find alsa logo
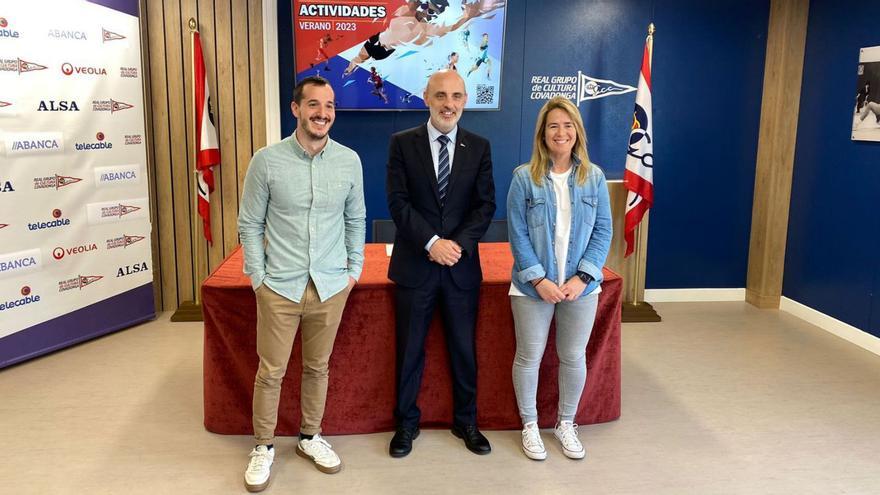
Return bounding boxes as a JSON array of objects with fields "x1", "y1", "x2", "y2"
[
  {"x1": 28, "y1": 208, "x2": 71, "y2": 231},
  {"x1": 38, "y1": 100, "x2": 79, "y2": 111},
  {"x1": 0, "y1": 100, "x2": 10, "y2": 108},
  {"x1": 61, "y1": 63, "x2": 107, "y2": 76},
  {"x1": 33, "y1": 174, "x2": 82, "y2": 190},
  {"x1": 100, "y1": 203, "x2": 140, "y2": 218},
  {"x1": 0, "y1": 17, "x2": 20, "y2": 39},
  {"x1": 48, "y1": 29, "x2": 87, "y2": 41},
  {"x1": 92, "y1": 98, "x2": 133, "y2": 113},
  {"x1": 75, "y1": 132, "x2": 113, "y2": 151},
  {"x1": 52, "y1": 243, "x2": 97, "y2": 260},
  {"x1": 102, "y1": 28, "x2": 125, "y2": 42},
  {"x1": 116, "y1": 261, "x2": 148, "y2": 277},
  {"x1": 1, "y1": 180, "x2": 13, "y2": 192},
  {"x1": 107, "y1": 234, "x2": 145, "y2": 249},
  {"x1": 0, "y1": 286, "x2": 41, "y2": 312},
  {"x1": 58, "y1": 274, "x2": 103, "y2": 292},
  {"x1": 0, "y1": 58, "x2": 48, "y2": 74}
]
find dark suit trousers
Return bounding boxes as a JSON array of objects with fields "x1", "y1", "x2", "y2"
[{"x1": 394, "y1": 263, "x2": 480, "y2": 429}]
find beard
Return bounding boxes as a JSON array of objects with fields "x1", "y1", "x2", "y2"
[{"x1": 299, "y1": 118, "x2": 331, "y2": 141}]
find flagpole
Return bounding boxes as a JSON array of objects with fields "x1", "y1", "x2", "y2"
[
  {"x1": 629, "y1": 23, "x2": 654, "y2": 306},
  {"x1": 172, "y1": 18, "x2": 205, "y2": 322},
  {"x1": 191, "y1": 21, "x2": 202, "y2": 307},
  {"x1": 621, "y1": 22, "x2": 661, "y2": 323}
]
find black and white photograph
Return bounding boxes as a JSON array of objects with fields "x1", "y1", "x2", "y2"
[{"x1": 852, "y1": 45, "x2": 880, "y2": 141}]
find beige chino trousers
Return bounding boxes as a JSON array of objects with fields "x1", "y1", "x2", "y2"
[{"x1": 252, "y1": 280, "x2": 350, "y2": 444}]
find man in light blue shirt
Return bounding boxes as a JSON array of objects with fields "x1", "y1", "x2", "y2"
[{"x1": 238, "y1": 75, "x2": 365, "y2": 491}]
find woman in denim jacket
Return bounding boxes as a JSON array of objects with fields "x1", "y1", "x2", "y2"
[{"x1": 506, "y1": 97, "x2": 612, "y2": 461}]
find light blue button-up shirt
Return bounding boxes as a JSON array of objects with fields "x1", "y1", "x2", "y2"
[
  {"x1": 238, "y1": 133, "x2": 366, "y2": 303},
  {"x1": 506, "y1": 158, "x2": 612, "y2": 299}
]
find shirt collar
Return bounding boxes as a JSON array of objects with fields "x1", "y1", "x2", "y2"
[
  {"x1": 426, "y1": 120, "x2": 458, "y2": 145},
  {"x1": 291, "y1": 130, "x2": 332, "y2": 159},
  {"x1": 545, "y1": 154, "x2": 582, "y2": 178}
]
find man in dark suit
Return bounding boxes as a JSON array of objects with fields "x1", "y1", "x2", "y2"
[{"x1": 386, "y1": 69, "x2": 496, "y2": 457}]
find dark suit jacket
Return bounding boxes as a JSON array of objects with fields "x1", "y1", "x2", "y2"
[{"x1": 386, "y1": 124, "x2": 496, "y2": 289}]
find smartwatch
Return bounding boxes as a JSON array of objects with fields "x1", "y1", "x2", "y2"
[{"x1": 576, "y1": 271, "x2": 591, "y2": 284}]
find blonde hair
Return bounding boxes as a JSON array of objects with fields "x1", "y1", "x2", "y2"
[{"x1": 528, "y1": 97, "x2": 591, "y2": 186}]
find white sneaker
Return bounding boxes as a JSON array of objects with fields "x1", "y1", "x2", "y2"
[
  {"x1": 244, "y1": 445, "x2": 274, "y2": 492},
  {"x1": 521, "y1": 422, "x2": 547, "y2": 460},
  {"x1": 554, "y1": 421, "x2": 585, "y2": 459},
  {"x1": 296, "y1": 434, "x2": 342, "y2": 474}
]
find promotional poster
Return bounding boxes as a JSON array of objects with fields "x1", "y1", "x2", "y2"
[{"x1": 292, "y1": 0, "x2": 507, "y2": 110}]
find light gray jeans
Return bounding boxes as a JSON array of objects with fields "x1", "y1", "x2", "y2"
[{"x1": 510, "y1": 293, "x2": 599, "y2": 424}]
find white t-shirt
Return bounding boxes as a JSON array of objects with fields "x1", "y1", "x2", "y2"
[{"x1": 510, "y1": 167, "x2": 600, "y2": 297}]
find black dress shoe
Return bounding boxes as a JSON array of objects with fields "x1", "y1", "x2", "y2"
[
  {"x1": 389, "y1": 427, "x2": 420, "y2": 458},
  {"x1": 451, "y1": 424, "x2": 491, "y2": 455}
]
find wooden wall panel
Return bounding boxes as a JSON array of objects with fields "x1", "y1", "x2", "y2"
[
  {"x1": 248, "y1": 0, "x2": 267, "y2": 155},
  {"x1": 145, "y1": 0, "x2": 178, "y2": 311},
  {"x1": 142, "y1": 0, "x2": 266, "y2": 311},
  {"x1": 163, "y1": 0, "x2": 195, "y2": 304},
  {"x1": 232, "y1": 3, "x2": 253, "y2": 205},
  {"x1": 198, "y1": 0, "x2": 225, "y2": 274},
  {"x1": 214, "y1": 0, "x2": 242, "y2": 260}
]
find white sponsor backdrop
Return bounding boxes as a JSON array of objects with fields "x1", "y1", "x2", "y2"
[{"x1": 0, "y1": 1, "x2": 152, "y2": 340}]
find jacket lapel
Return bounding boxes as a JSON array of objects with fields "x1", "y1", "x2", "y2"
[
  {"x1": 414, "y1": 125, "x2": 442, "y2": 206},
  {"x1": 447, "y1": 128, "x2": 468, "y2": 202}
]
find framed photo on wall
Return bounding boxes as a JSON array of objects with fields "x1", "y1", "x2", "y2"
[
  {"x1": 291, "y1": 0, "x2": 507, "y2": 110},
  {"x1": 852, "y1": 45, "x2": 880, "y2": 142}
]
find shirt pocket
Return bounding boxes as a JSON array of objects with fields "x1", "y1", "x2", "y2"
[
  {"x1": 526, "y1": 197, "x2": 546, "y2": 227},
  {"x1": 580, "y1": 195, "x2": 598, "y2": 227},
  {"x1": 321, "y1": 180, "x2": 351, "y2": 207}
]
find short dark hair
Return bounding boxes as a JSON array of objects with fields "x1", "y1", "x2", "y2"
[{"x1": 293, "y1": 75, "x2": 330, "y2": 104}]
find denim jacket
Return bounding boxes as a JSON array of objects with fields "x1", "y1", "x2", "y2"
[{"x1": 506, "y1": 159, "x2": 612, "y2": 299}]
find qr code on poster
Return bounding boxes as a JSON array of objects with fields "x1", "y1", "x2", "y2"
[{"x1": 476, "y1": 84, "x2": 495, "y2": 104}]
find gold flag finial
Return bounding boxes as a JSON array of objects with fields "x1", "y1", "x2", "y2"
[
  {"x1": 188, "y1": 18, "x2": 197, "y2": 31},
  {"x1": 648, "y1": 23, "x2": 655, "y2": 37}
]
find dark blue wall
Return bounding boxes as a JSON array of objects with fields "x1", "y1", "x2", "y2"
[
  {"x1": 277, "y1": 0, "x2": 769, "y2": 289},
  {"x1": 784, "y1": 0, "x2": 880, "y2": 338}
]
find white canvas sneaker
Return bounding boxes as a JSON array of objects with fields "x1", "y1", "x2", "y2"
[
  {"x1": 521, "y1": 422, "x2": 547, "y2": 460},
  {"x1": 244, "y1": 445, "x2": 274, "y2": 492},
  {"x1": 296, "y1": 434, "x2": 342, "y2": 474},
  {"x1": 554, "y1": 421, "x2": 585, "y2": 459}
]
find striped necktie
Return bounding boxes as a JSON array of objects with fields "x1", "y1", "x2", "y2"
[{"x1": 437, "y1": 134, "x2": 450, "y2": 205}]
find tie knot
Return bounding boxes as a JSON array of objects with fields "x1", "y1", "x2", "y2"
[{"x1": 437, "y1": 134, "x2": 450, "y2": 146}]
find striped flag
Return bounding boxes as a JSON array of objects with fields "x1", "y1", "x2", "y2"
[
  {"x1": 192, "y1": 31, "x2": 220, "y2": 244},
  {"x1": 623, "y1": 30, "x2": 655, "y2": 258}
]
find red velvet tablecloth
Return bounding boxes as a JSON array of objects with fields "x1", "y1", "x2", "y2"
[{"x1": 202, "y1": 243, "x2": 621, "y2": 435}]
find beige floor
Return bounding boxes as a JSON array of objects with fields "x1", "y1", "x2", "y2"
[{"x1": 1, "y1": 302, "x2": 879, "y2": 494}]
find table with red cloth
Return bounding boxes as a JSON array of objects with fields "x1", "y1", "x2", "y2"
[{"x1": 202, "y1": 243, "x2": 621, "y2": 435}]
